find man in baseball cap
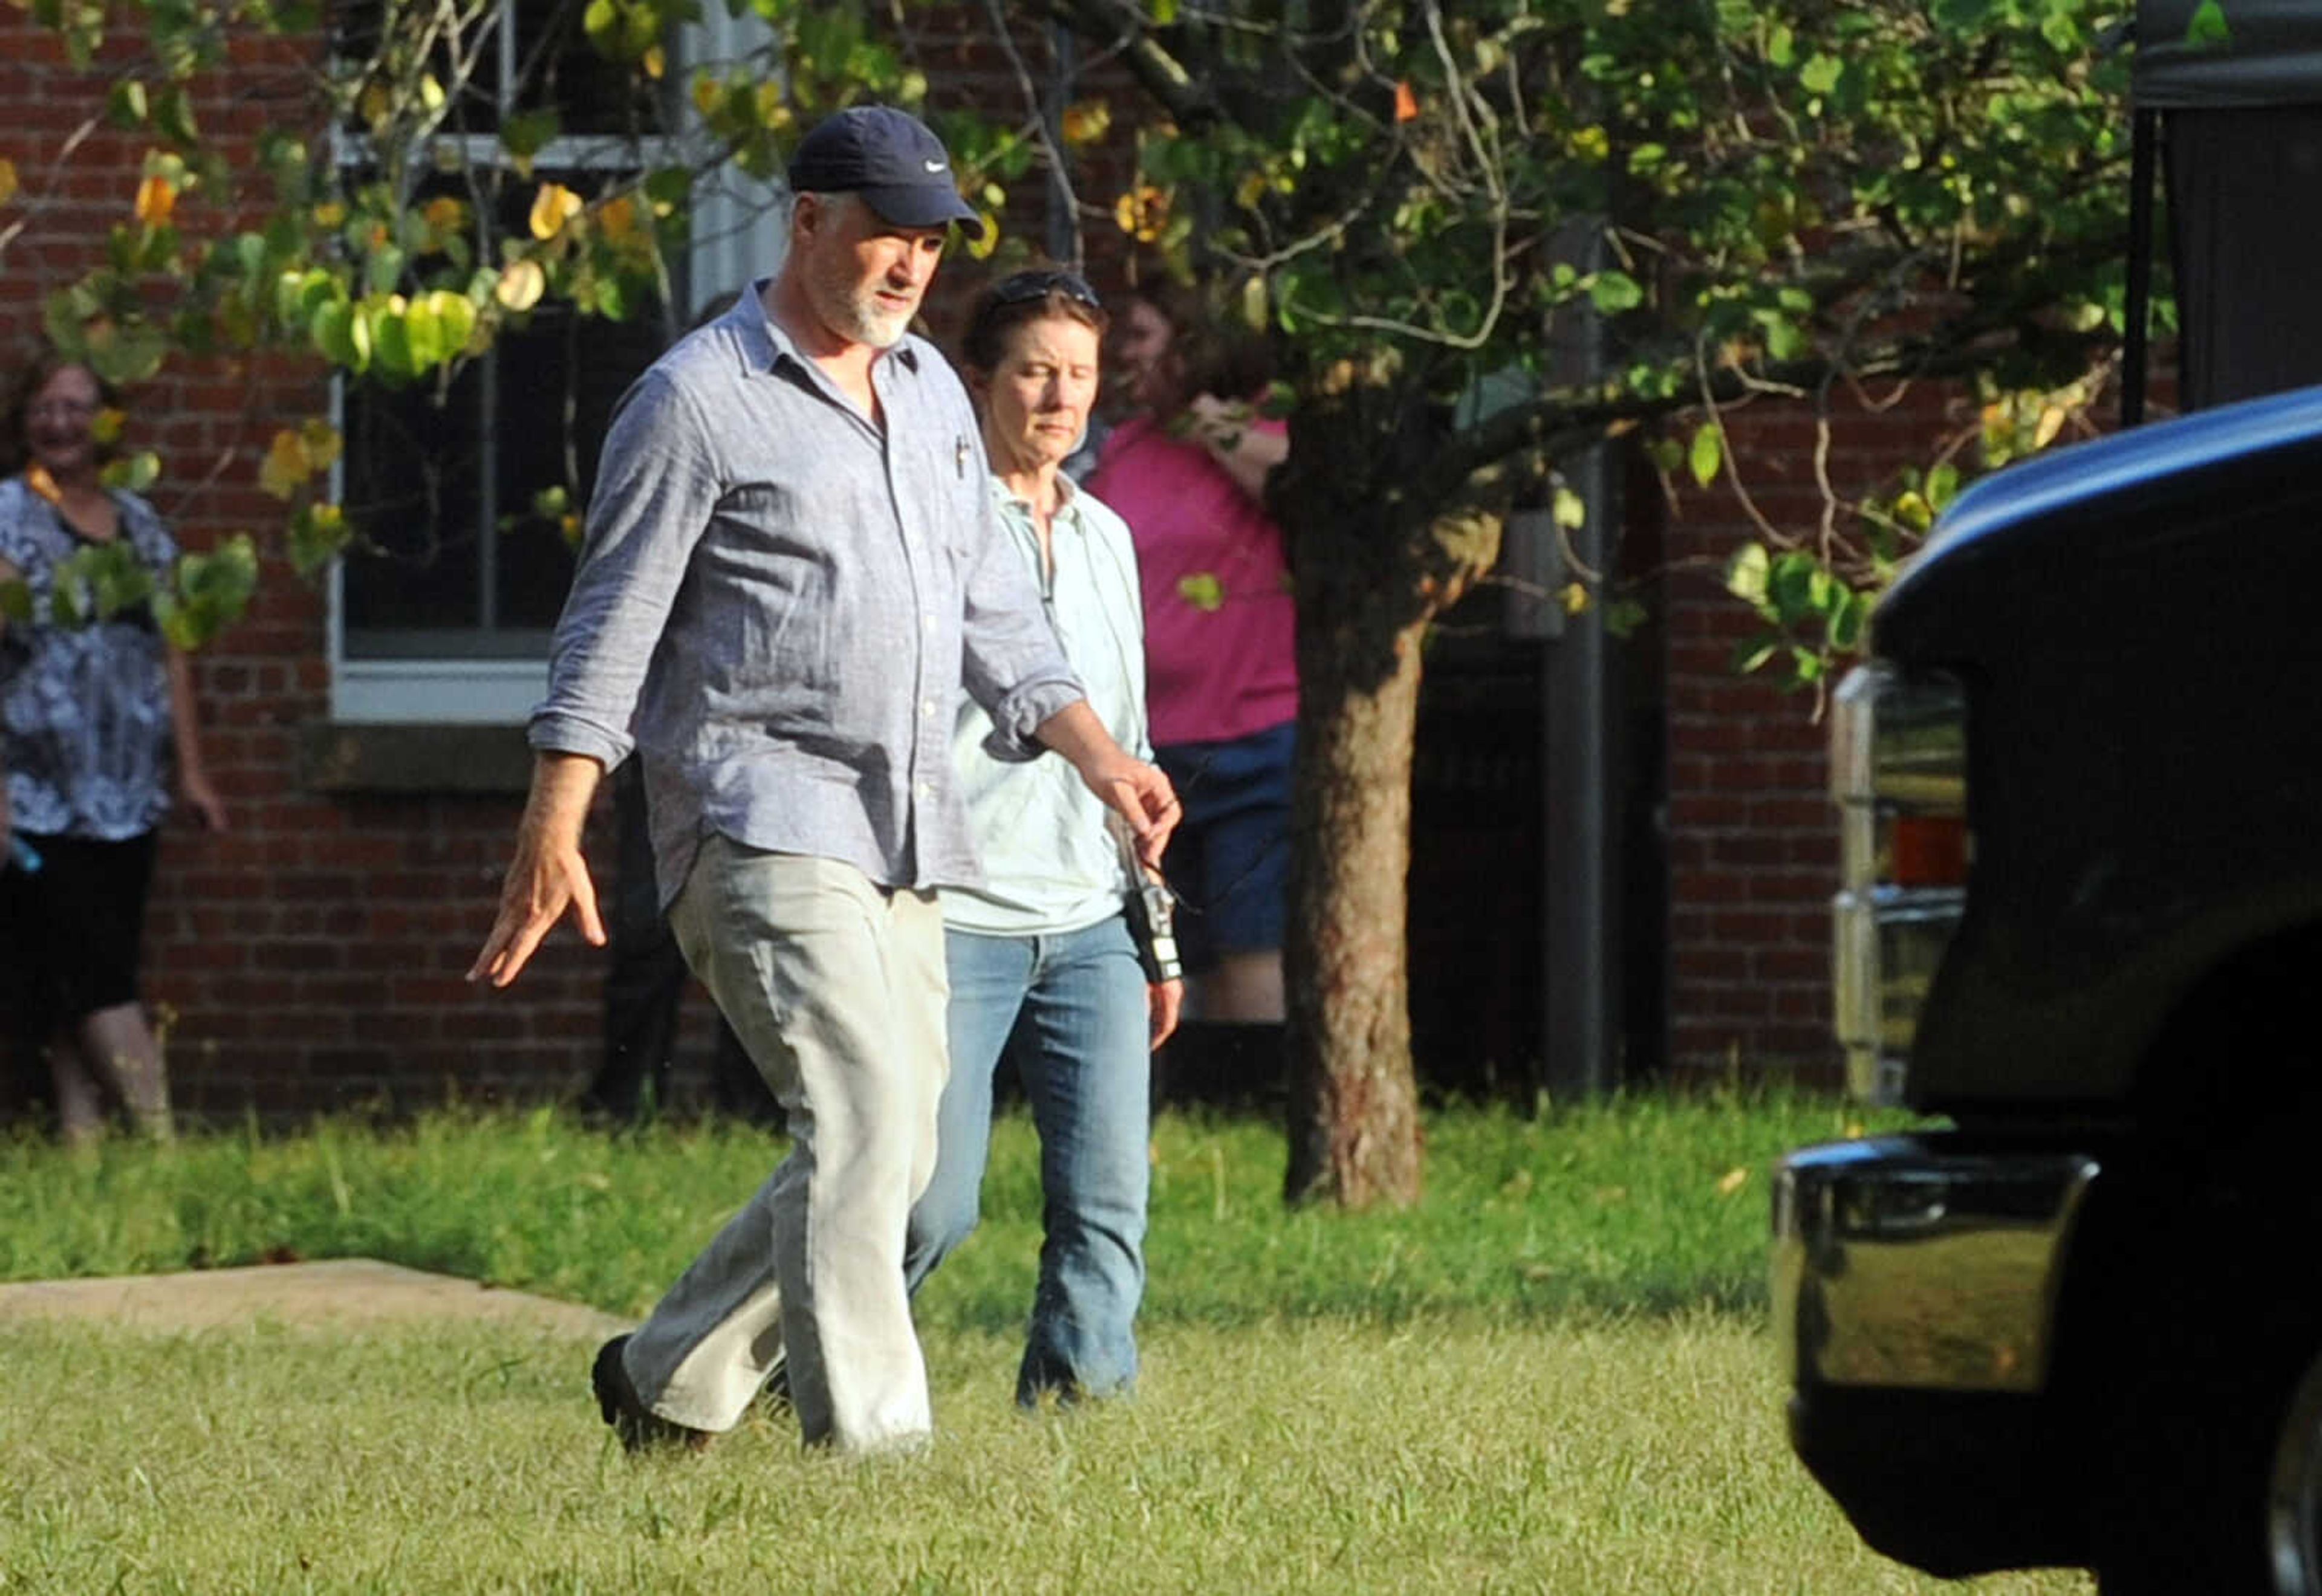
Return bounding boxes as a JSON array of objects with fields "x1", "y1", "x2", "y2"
[
  {"x1": 480, "y1": 90, "x2": 1179, "y2": 1460},
  {"x1": 785, "y1": 104, "x2": 987, "y2": 240}
]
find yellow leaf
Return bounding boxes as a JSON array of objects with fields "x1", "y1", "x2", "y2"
[
  {"x1": 1059, "y1": 100, "x2": 1110, "y2": 146},
  {"x1": 134, "y1": 174, "x2": 177, "y2": 225},
  {"x1": 2034, "y1": 404, "x2": 2066, "y2": 449},
  {"x1": 298, "y1": 418, "x2": 342, "y2": 472},
  {"x1": 1715, "y1": 1166, "x2": 1750, "y2": 1198},
  {"x1": 597, "y1": 194, "x2": 637, "y2": 241},
  {"x1": 359, "y1": 81, "x2": 391, "y2": 131},
  {"x1": 691, "y1": 73, "x2": 721, "y2": 118},
  {"x1": 1558, "y1": 581, "x2": 1590, "y2": 615},
  {"x1": 258, "y1": 429, "x2": 311, "y2": 501},
  {"x1": 423, "y1": 196, "x2": 465, "y2": 235},
  {"x1": 494, "y1": 258, "x2": 546, "y2": 312},
  {"x1": 1235, "y1": 172, "x2": 1267, "y2": 211},
  {"x1": 640, "y1": 44, "x2": 664, "y2": 80},
  {"x1": 528, "y1": 182, "x2": 583, "y2": 241},
  {"x1": 25, "y1": 465, "x2": 62, "y2": 505},
  {"x1": 1114, "y1": 185, "x2": 1169, "y2": 242},
  {"x1": 965, "y1": 210, "x2": 1001, "y2": 261},
  {"x1": 0, "y1": 158, "x2": 17, "y2": 207},
  {"x1": 313, "y1": 201, "x2": 346, "y2": 230},
  {"x1": 89, "y1": 408, "x2": 126, "y2": 446}
]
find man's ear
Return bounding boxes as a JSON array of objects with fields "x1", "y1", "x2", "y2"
[{"x1": 793, "y1": 190, "x2": 828, "y2": 243}]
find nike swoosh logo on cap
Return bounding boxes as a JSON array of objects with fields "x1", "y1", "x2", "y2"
[{"x1": 923, "y1": 159, "x2": 948, "y2": 173}]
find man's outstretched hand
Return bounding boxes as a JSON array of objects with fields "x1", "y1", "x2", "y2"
[{"x1": 467, "y1": 753, "x2": 608, "y2": 988}]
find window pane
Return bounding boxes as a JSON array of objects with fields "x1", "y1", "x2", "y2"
[
  {"x1": 513, "y1": 0, "x2": 666, "y2": 137},
  {"x1": 493, "y1": 304, "x2": 665, "y2": 631},
  {"x1": 343, "y1": 299, "x2": 666, "y2": 658},
  {"x1": 343, "y1": 364, "x2": 487, "y2": 645}
]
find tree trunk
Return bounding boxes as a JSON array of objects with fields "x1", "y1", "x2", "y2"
[
  {"x1": 1273, "y1": 369, "x2": 1502, "y2": 1208},
  {"x1": 1282, "y1": 607, "x2": 1426, "y2": 1205}
]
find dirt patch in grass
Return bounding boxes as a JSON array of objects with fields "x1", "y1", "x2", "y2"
[{"x1": 0, "y1": 1258, "x2": 630, "y2": 1336}]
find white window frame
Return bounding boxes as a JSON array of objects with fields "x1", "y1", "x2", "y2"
[{"x1": 328, "y1": 5, "x2": 779, "y2": 725}]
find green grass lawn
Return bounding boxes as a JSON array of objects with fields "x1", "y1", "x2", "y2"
[{"x1": 0, "y1": 1097, "x2": 2093, "y2": 1594}]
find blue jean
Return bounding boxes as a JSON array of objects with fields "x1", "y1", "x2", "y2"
[{"x1": 905, "y1": 915, "x2": 1151, "y2": 1403}]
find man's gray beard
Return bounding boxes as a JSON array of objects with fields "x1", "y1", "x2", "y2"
[{"x1": 833, "y1": 290, "x2": 912, "y2": 349}]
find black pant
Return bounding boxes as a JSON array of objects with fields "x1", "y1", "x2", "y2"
[{"x1": 584, "y1": 761, "x2": 777, "y2": 1124}]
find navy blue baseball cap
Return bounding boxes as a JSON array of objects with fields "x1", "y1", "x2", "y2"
[{"x1": 787, "y1": 106, "x2": 987, "y2": 240}]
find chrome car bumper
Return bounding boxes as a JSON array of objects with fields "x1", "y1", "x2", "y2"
[{"x1": 1774, "y1": 1135, "x2": 2101, "y2": 1395}]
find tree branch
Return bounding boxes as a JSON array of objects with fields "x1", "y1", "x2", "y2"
[{"x1": 1036, "y1": 0, "x2": 1221, "y2": 129}]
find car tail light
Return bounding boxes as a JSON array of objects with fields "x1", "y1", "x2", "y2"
[{"x1": 1830, "y1": 664, "x2": 1969, "y2": 1105}]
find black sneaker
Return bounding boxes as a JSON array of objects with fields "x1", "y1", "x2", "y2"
[{"x1": 591, "y1": 1335, "x2": 713, "y2": 1453}]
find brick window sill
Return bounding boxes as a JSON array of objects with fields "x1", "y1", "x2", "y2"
[{"x1": 297, "y1": 722, "x2": 536, "y2": 795}]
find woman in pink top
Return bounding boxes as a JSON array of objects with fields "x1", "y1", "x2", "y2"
[{"x1": 1087, "y1": 282, "x2": 1296, "y2": 1030}]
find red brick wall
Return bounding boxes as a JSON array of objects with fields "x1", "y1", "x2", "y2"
[
  {"x1": 2, "y1": 2, "x2": 2005, "y2": 1113},
  {"x1": 0, "y1": 13, "x2": 629, "y2": 1117},
  {"x1": 1657, "y1": 383, "x2": 1966, "y2": 1080}
]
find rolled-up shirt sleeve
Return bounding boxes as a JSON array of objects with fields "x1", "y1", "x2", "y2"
[
  {"x1": 956, "y1": 452, "x2": 1083, "y2": 763},
  {"x1": 528, "y1": 372, "x2": 721, "y2": 769}
]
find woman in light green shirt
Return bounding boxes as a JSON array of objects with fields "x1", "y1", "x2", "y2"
[{"x1": 902, "y1": 270, "x2": 1182, "y2": 1403}]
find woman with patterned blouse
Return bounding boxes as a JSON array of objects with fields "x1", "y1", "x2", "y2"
[{"x1": 0, "y1": 354, "x2": 225, "y2": 1141}]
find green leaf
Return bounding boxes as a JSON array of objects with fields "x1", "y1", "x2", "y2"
[
  {"x1": 1176, "y1": 571, "x2": 1224, "y2": 612},
  {"x1": 1768, "y1": 551, "x2": 1819, "y2": 620},
  {"x1": 1827, "y1": 588, "x2": 1867, "y2": 651},
  {"x1": 426, "y1": 290, "x2": 476, "y2": 360},
  {"x1": 1688, "y1": 423, "x2": 1722, "y2": 488},
  {"x1": 364, "y1": 244, "x2": 406, "y2": 297},
  {"x1": 311, "y1": 300, "x2": 370, "y2": 372},
  {"x1": 371, "y1": 300, "x2": 415, "y2": 378},
  {"x1": 107, "y1": 79, "x2": 150, "y2": 128},
  {"x1": 163, "y1": 533, "x2": 259, "y2": 649},
  {"x1": 1724, "y1": 541, "x2": 1769, "y2": 605},
  {"x1": 1588, "y1": 271, "x2": 1645, "y2": 314},
  {"x1": 399, "y1": 295, "x2": 444, "y2": 371},
  {"x1": 154, "y1": 85, "x2": 199, "y2": 145},
  {"x1": 287, "y1": 503, "x2": 351, "y2": 577},
  {"x1": 1799, "y1": 54, "x2": 1843, "y2": 95},
  {"x1": 99, "y1": 450, "x2": 161, "y2": 495},
  {"x1": 502, "y1": 109, "x2": 562, "y2": 163},
  {"x1": 2185, "y1": 0, "x2": 2231, "y2": 47}
]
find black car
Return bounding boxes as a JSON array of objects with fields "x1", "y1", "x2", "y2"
[{"x1": 1772, "y1": 383, "x2": 2322, "y2": 1595}]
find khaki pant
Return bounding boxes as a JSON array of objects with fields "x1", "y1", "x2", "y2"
[{"x1": 620, "y1": 839, "x2": 949, "y2": 1452}]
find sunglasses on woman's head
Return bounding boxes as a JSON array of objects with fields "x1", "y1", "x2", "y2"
[{"x1": 992, "y1": 269, "x2": 1101, "y2": 310}]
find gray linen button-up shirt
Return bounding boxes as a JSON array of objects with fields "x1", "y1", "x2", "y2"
[{"x1": 527, "y1": 283, "x2": 1085, "y2": 904}]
